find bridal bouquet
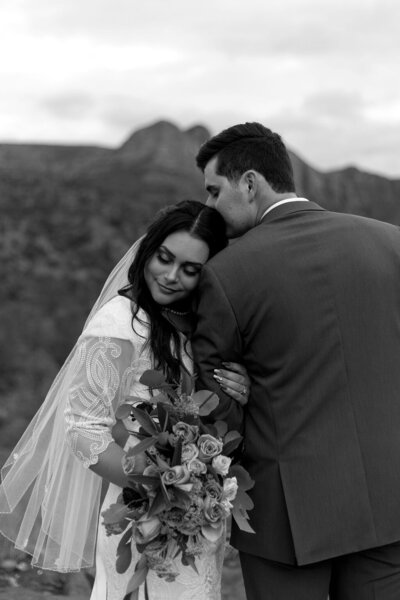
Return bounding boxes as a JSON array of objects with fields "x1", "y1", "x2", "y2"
[{"x1": 102, "y1": 368, "x2": 254, "y2": 599}]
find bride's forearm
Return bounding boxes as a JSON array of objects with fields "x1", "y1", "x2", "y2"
[{"x1": 89, "y1": 442, "x2": 129, "y2": 488}]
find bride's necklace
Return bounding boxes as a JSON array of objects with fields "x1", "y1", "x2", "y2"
[{"x1": 163, "y1": 307, "x2": 191, "y2": 316}]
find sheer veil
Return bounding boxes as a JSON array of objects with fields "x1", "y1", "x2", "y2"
[{"x1": 0, "y1": 238, "x2": 143, "y2": 572}]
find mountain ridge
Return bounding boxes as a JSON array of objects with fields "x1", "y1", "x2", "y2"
[
  {"x1": 1, "y1": 119, "x2": 399, "y2": 223},
  {"x1": 2, "y1": 119, "x2": 399, "y2": 179}
]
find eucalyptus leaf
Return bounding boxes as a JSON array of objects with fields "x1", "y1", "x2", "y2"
[
  {"x1": 228, "y1": 463, "x2": 255, "y2": 491},
  {"x1": 116, "y1": 537, "x2": 132, "y2": 574},
  {"x1": 214, "y1": 420, "x2": 228, "y2": 437},
  {"x1": 101, "y1": 503, "x2": 130, "y2": 525},
  {"x1": 160, "y1": 477, "x2": 172, "y2": 509},
  {"x1": 124, "y1": 563, "x2": 149, "y2": 595},
  {"x1": 233, "y1": 488, "x2": 254, "y2": 511},
  {"x1": 199, "y1": 422, "x2": 217, "y2": 436},
  {"x1": 192, "y1": 389, "x2": 216, "y2": 405},
  {"x1": 224, "y1": 430, "x2": 242, "y2": 444},
  {"x1": 156, "y1": 403, "x2": 170, "y2": 431},
  {"x1": 139, "y1": 369, "x2": 167, "y2": 388},
  {"x1": 147, "y1": 489, "x2": 167, "y2": 518},
  {"x1": 117, "y1": 527, "x2": 132, "y2": 556},
  {"x1": 115, "y1": 403, "x2": 133, "y2": 419},
  {"x1": 130, "y1": 406, "x2": 159, "y2": 436},
  {"x1": 232, "y1": 505, "x2": 255, "y2": 534},
  {"x1": 222, "y1": 434, "x2": 243, "y2": 455},
  {"x1": 164, "y1": 387, "x2": 179, "y2": 402},
  {"x1": 156, "y1": 454, "x2": 171, "y2": 471},
  {"x1": 192, "y1": 389, "x2": 220, "y2": 415},
  {"x1": 198, "y1": 395, "x2": 219, "y2": 416}
]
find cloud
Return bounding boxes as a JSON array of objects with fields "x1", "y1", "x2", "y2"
[
  {"x1": 43, "y1": 94, "x2": 96, "y2": 119},
  {"x1": 0, "y1": 0, "x2": 400, "y2": 175},
  {"x1": 270, "y1": 90, "x2": 400, "y2": 177},
  {"x1": 13, "y1": 0, "x2": 400, "y2": 59},
  {"x1": 301, "y1": 91, "x2": 365, "y2": 121}
]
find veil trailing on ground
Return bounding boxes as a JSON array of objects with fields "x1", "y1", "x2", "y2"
[{"x1": 0, "y1": 238, "x2": 143, "y2": 572}]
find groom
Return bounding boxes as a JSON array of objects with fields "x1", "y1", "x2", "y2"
[{"x1": 191, "y1": 122, "x2": 400, "y2": 599}]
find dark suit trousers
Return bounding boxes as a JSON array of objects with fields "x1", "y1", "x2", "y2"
[{"x1": 240, "y1": 541, "x2": 400, "y2": 600}]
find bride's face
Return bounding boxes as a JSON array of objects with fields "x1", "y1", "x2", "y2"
[{"x1": 144, "y1": 231, "x2": 209, "y2": 306}]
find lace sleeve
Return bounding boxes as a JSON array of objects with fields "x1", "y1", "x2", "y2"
[{"x1": 65, "y1": 336, "x2": 135, "y2": 468}]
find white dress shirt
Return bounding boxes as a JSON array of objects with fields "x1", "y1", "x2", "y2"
[{"x1": 259, "y1": 197, "x2": 309, "y2": 222}]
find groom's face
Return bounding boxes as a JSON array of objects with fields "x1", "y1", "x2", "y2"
[{"x1": 204, "y1": 156, "x2": 254, "y2": 238}]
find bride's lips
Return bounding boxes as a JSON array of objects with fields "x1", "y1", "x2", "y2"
[{"x1": 157, "y1": 282, "x2": 179, "y2": 295}]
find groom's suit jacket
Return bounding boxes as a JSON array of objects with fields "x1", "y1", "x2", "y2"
[{"x1": 192, "y1": 200, "x2": 400, "y2": 566}]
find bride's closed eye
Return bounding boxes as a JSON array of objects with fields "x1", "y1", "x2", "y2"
[
  {"x1": 156, "y1": 251, "x2": 202, "y2": 278},
  {"x1": 182, "y1": 265, "x2": 202, "y2": 277},
  {"x1": 156, "y1": 252, "x2": 170, "y2": 265}
]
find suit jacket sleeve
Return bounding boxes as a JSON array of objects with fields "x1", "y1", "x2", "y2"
[{"x1": 192, "y1": 263, "x2": 244, "y2": 432}]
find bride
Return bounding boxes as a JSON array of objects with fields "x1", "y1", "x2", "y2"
[{"x1": 0, "y1": 200, "x2": 249, "y2": 600}]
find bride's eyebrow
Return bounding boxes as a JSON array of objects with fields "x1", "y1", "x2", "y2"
[{"x1": 159, "y1": 245, "x2": 204, "y2": 267}]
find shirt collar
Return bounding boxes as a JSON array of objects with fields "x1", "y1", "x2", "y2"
[{"x1": 259, "y1": 198, "x2": 309, "y2": 222}]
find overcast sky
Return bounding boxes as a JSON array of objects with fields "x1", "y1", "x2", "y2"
[{"x1": 1, "y1": 0, "x2": 399, "y2": 177}]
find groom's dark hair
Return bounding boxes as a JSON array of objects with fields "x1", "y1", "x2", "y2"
[{"x1": 196, "y1": 122, "x2": 295, "y2": 193}]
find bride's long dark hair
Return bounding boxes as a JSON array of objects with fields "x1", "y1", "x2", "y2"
[{"x1": 122, "y1": 200, "x2": 227, "y2": 382}]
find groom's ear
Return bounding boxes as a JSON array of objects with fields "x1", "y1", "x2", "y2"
[{"x1": 241, "y1": 170, "x2": 258, "y2": 201}]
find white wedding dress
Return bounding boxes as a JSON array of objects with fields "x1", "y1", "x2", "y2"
[{"x1": 64, "y1": 296, "x2": 224, "y2": 600}]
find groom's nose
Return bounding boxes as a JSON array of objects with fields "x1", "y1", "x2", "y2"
[{"x1": 206, "y1": 196, "x2": 214, "y2": 207}]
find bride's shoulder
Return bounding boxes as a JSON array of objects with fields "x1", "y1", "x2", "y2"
[{"x1": 80, "y1": 296, "x2": 148, "y2": 341}]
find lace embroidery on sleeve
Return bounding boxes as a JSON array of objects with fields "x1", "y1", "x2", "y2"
[{"x1": 65, "y1": 336, "x2": 134, "y2": 468}]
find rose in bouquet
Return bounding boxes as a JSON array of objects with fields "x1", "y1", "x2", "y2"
[{"x1": 102, "y1": 368, "x2": 254, "y2": 599}]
